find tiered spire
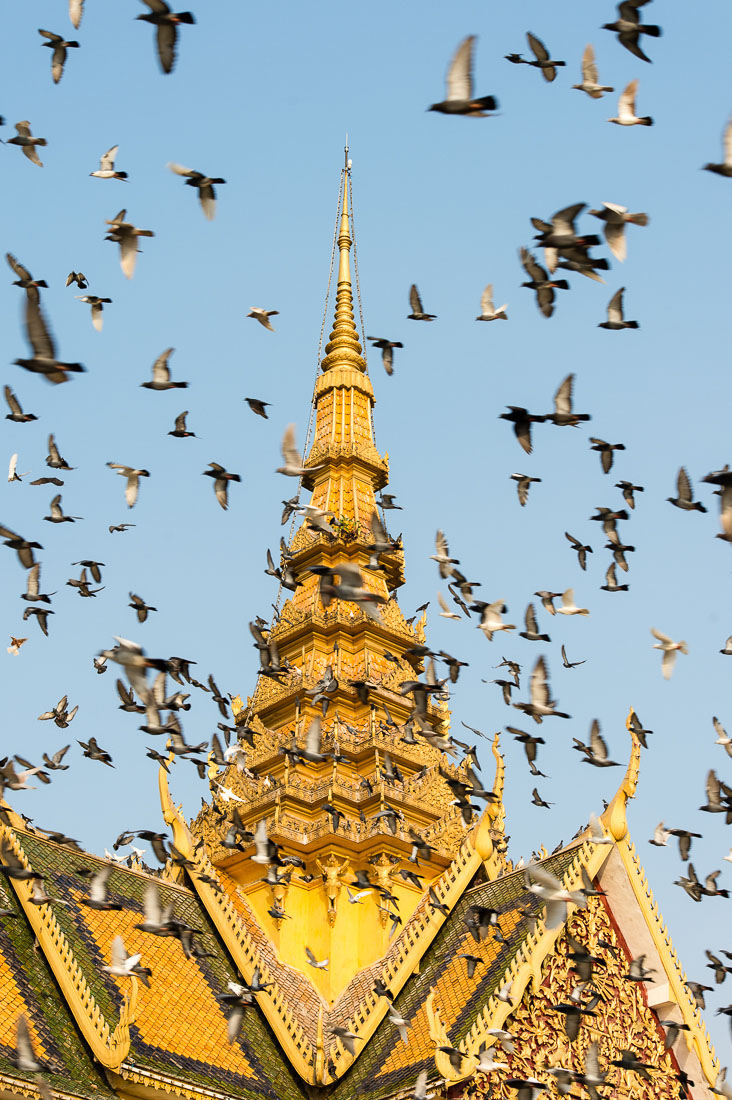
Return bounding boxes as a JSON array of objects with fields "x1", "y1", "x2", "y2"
[{"x1": 192, "y1": 162, "x2": 505, "y2": 1002}]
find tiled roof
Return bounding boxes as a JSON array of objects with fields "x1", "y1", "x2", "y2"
[
  {"x1": 14, "y1": 832, "x2": 306, "y2": 1100},
  {"x1": 327, "y1": 847, "x2": 580, "y2": 1100},
  {"x1": 0, "y1": 875, "x2": 115, "y2": 1100}
]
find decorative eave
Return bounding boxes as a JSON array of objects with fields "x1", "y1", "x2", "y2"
[
  {"x1": 159, "y1": 766, "x2": 503, "y2": 1085},
  {"x1": 0, "y1": 821, "x2": 136, "y2": 1073}
]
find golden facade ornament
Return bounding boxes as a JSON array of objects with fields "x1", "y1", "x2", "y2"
[
  {"x1": 315, "y1": 853, "x2": 351, "y2": 925},
  {"x1": 425, "y1": 988, "x2": 474, "y2": 1085}
]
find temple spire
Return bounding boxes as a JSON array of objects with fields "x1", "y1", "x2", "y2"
[{"x1": 321, "y1": 160, "x2": 365, "y2": 373}]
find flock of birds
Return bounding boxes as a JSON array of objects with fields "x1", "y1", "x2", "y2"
[{"x1": 3, "y1": 1, "x2": 732, "y2": 1099}]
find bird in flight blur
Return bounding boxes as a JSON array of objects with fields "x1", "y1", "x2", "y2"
[
  {"x1": 7, "y1": 121, "x2": 47, "y2": 167},
  {"x1": 505, "y1": 33, "x2": 566, "y2": 82},
  {"x1": 602, "y1": 0, "x2": 662, "y2": 64},
  {"x1": 105, "y1": 210, "x2": 155, "y2": 279},
  {"x1": 107, "y1": 463, "x2": 151, "y2": 507},
  {"x1": 704, "y1": 116, "x2": 732, "y2": 177},
  {"x1": 428, "y1": 36, "x2": 498, "y2": 117},
  {"x1": 76, "y1": 295, "x2": 112, "y2": 332},
  {"x1": 511, "y1": 473, "x2": 541, "y2": 507},
  {"x1": 367, "y1": 337, "x2": 403, "y2": 375},
  {"x1": 14, "y1": 288, "x2": 85, "y2": 384},
  {"x1": 247, "y1": 307, "x2": 279, "y2": 331},
  {"x1": 407, "y1": 285, "x2": 436, "y2": 321},
  {"x1": 38, "y1": 30, "x2": 80, "y2": 84},
  {"x1": 277, "y1": 424, "x2": 320, "y2": 477},
  {"x1": 651, "y1": 628, "x2": 688, "y2": 679},
  {"x1": 546, "y1": 373, "x2": 590, "y2": 427},
  {"x1": 608, "y1": 80, "x2": 653, "y2": 126},
  {"x1": 169, "y1": 164, "x2": 226, "y2": 220},
  {"x1": 168, "y1": 410, "x2": 195, "y2": 438},
  {"x1": 136, "y1": 0, "x2": 196, "y2": 75},
  {"x1": 598, "y1": 288, "x2": 639, "y2": 330},
  {"x1": 499, "y1": 406, "x2": 546, "y2": 455},
  {"x1": 572, "y1": 44, "x2": 613, "y2": 98},
  {"x1": 4, "y1": 387, "x2": 37, "y2": 423},
  {"x1": 141, "y1": 348, "x2": 188, "y2": 390},
  {"x1": 589, "y1": 203, "x2": 649, "y2": 261},
  {"x1": 667, "y1": 467, "x2": 707, "y2": 513},
  {"x1": 475, "y1": 285, "x2": 508, "y2": 321},
  {"x1": 203, "y1": 463, "x2": 241, "y2": 510},
  {"x1": 519, "y1": 248, "x2": 569, "y2": 318},
  {"x1": 589, "y1": 437, "x2": 626, "y2": 473},
  {"x1": 90, "y1": 146, "x2": 128, "y2": 181},
  {"x1": 69, "y1": 0, "x2": 84, "y2": 28}
]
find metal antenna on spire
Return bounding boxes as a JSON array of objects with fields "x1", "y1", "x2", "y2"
[{"x1": 344, "y1": 133, "x2": 351, "y2": 171}]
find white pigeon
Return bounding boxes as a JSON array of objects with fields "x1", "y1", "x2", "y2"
[
  {"x1": 557, "y1": 588, "x2": 590, "y2": 616},
  {"x1": 608, "y1": 80, "x2": 653, "y2": 126},
  {"x1": 90, "y1": 145, "x2": 127, "y2": 181},
  {"x1": 650, "y1": 627, "x2": 688, "y2": 679},
  {"x1": 475, "y1": 284, "x2": 508, "y2": 321}
]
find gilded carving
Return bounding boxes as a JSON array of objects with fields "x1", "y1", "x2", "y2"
[{"x1": 316, "y1": 853, "x2": 351, "y2": 925}]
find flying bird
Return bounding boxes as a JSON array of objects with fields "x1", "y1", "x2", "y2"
[
  {"x1": 511, "y1": 473, "x2": 541, "y2": 506},
  {"x1": 602, "y1": 1, "x2": 662, "y2": 63},
  {"x1": 38, "y1": 29, "x2": 79, "y2": 83},
  {"x1": 7, "y1": 122, "x2": 47, "y2": 167},
  {"x1": 168, "y1": 163, "x2": 226, "y2": 219},
  {"x1": 589, "y1": 203, "x2": 649, "y2": 261},
  {"x1": 90, "y1": 146, "x2": 128, "y2": 181},
  {"x1": 499, "y1": 406, "x2": 546, "y2": 455},
  {"x1": 247, "y1": 307, "x2": 278, "y2": 331},
  {"x1": 245, "y1": 398, "x2": 270, "y2": 418},
  {"x1": 277, "y1": 424, "x2": 319, "y2": 477},
  {"x1": 367, "y1": 337, "x2": 403, "y2": 375},
  {"x1": 589, "y1": 437, "x2": 626, "y2": 472},
  {"x1": 407, "y1": 284, "x2": 436, "y2": 321},
  {"x1": 168, "y1": 410, "x2": 195, "y2": 437},
  {"x1": 141, "y1": 348, "x2": 188, "y2": 389},
  {"x1": 428, "y1": 35, "x2": 498, "y2": 116},
  {"x1": 565, "y1": 532, "x2": 592, "y2": 570},
  {"x1": 651, "y1": 628, "x2": 688, "y2": 679},
  {"x1": 667, "y1": 468, "x2": 707, "y2": 513},
  {"x1": 704, "y1": 116, "x2": 732, "y2": 177},
  {"x1": 598, "y1": 288, "x2": 639, "y2": 330},
  {"x1": 76, "y1": 295, "x2": 112, "y2": 332},
  {"x1": 572, "y1": 44, "x2": 613, "y2": 98},
  {"x1": 136, "y1": 0, "x2": 195, "y2": 74},
  {"x1": 106, "y1": 463, "x2": 151, "y2": 507},
  {"x1": 505, "y1": 32, "x2": 566, "y2": 82},
  {"x1": 69, "y1": 0, "x2": 85, "y2": 29},
  {"x1": 476, "y1": 284, "x2": 508, "y2": 321},
  {"x1": 557, "y1": 588, "x2": 590, "y2": 616},
  {"x1": 44, "y1": 494, "x2": 81, "y2": 523},
  {"x1": 203, "y1": 463, "x2": 241, "y2": 509},
  {"x1": 4, "y1": 387, "x2": 38, "y2": 423},
  {"x1": 129, "y1": 592, "x2": 157, "y2": 623},
  {"x1": 105, "y1": 209, "x2": 155, "y2": 279},
  {"x1": 608, "y1": 80, "x2": 653, "y2": 126},
  {"x1": 519, "y1": 248, "x2": 568, "y2": 318},
  {"x1": 546, "y1": 374, "x2": 590, "y2": 426},
  {"x1": 615, "y1": 480, "x2": 643, "y2": 509},
  {"x1": 66, "y1": 271, "x2": 88, "y2": 288},
  {"x1": 14, "y1": 287, "x2": 84, "y2": 384}
]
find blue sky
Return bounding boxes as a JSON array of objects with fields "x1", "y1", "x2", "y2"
[{"x1": 2, "y1": 0, "x2": 732, "y2": 1069}]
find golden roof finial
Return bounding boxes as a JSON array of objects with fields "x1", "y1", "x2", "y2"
[
  {"x1": 320, "y1": 150, "x2": 366, "y2": 374},
  {"x1": 601, "y1": 706, "x2": 642, "y2": 841}
]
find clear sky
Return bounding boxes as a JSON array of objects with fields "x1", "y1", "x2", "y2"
[{"x1": 2, "y1": 0, "x2": 732, "y2": 1070}]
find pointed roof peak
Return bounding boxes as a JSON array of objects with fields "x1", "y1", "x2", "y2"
[{"x1": 321, "y1": 160, "x2": 366, "y2": 373}]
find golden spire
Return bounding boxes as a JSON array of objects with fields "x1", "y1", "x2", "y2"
[{"x1": 320, "y1": 156, "x2": 366, "y2": 373}]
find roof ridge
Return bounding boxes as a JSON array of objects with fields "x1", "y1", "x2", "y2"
[{"x1": 0, "y1": 820, "x2": 137, "y2": 1072}]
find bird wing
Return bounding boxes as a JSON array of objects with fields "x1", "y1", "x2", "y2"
[
  {"x1": 143, "y1": 880, "x2": 162, "y2": 924},
  {"x1": 4, "y1": 386, "x2": 22, "y2": 415},
  {"x1": 119, "y1": 233, "x2": 138, "y2": 279},
  {"x1": 605, "y1": 562, "x2": 617, "y2": 587},
  {"x1": 156, "y1": 21, "x2": 177, "y2": 74},
  {"x1": 581, "y1": 43, "x2": 597, "y2": 84},
  {"x1": 168, "y1": 162, "x2": 194, "y2": 178},
  {"x1": 6, "y1": 252, "x2": 33, "y2": 283},
  {"x1": 606, "y1": 288, "x2": 624, "y2": 323},
  {"x1": 524, "y1": 603, "x2": 539, "y2": 633},
  {"x1": 305, "y1": 716, "x2": 322, "y2": 756},
  {"x1": 530, "y1": 656, "x2": 551, "y2": 707},
  {"x1": 281, "y1": 423, "x2": 300, "y2": 467},
  {"x1": 8, "y1": 453, "x2": 18, "y2": 480},
  {"x1": 151, "y1": 348, "x2": 173, "y2": 384},
  {"x1": 174, "y1": 410, "x2": 188, "y2": 431},
  {"x1": 589, "y1": 720, "x2": 608, "y2": 761},
  {"x1": 26, "y1": 564, "x2": 40, "y2": 598},
  {"x1": 409, "y1": 284, "x2": 423, "y2": 314},
  {"x1": 69, "y1": 0, "x2": 84, "y2": 27},
  {"x1": 89, "y1": 865, "x2": 111, "y2": 903},
  {"x1": 100, "y1": 145, "x2": 118, "y2": 171},
  {"x1": 110, "y1": 934, "x2": 128, "y2": 968},
  {"x1": 650, "y1": 627, "x2": 673, "y2": 644},
  {"x1": 661, "y1": 649, "x2": 677, "y2": 679},
  {"x1": 516, "y1": 476, "x2": 529, "y2": 506},
  {"x1": 603, "y1": 219, "x2": 626, "y2": 262},
  {"x1": 527, "y1": 32, "x2": 549, "y2": 62},
  {"x1": 677, "y1": 466, "x2": 692, "y2": 503},
  {"x1": 554, "y1": 373, "x2": 574, "y2": 416},
  {"x1": 25, "y1": 294, "x2": 56, "y2": 359},
  {"x1": 723, "y1": 116, "x2": 732, "y2": 168},
  {"x1": 552, "y1": 203, "x2": 585, "y2": 235},
  {"x1": 446, "y1": 35, "x2": 474, "y2": 102},
  {"x1": 561, "y1": 588, "x2": 577, "y2": 610},
  {"x1": 123, "y1": 473, "x2": 139, "y2": 507},
  {"x1": 480, "y1": 284, "x2": 495, "y2": 315},
  {"x1": 520, "y1": 247, "x2": 545, "y2": 282},
  {"x1": 618, "y1": 80, "x2": 637, "y2": 120}
]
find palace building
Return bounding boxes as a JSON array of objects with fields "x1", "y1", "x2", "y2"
[{"x1": 0, "y1": 166, "x2": 720, "y2": 1100}]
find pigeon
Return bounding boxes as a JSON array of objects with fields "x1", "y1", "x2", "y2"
[
  {"x1": 22, "y1": 564, "x2": 55, "y2": 605},
  {"x1": 428, "y1": 35, "x2": 498, "y2": 116},
  {"x1": 590, "y1": 437, "x2": 627, "y2": 472},
  {"x1": 103, "y1": 935, "x2": 151, "y2": 985},
  {"x1": 499, "y1": 406, "x2": 546, "y2": 454},
  {"x1": 603, "y1": 2, "x2": 662, "y2": 64},
  {"x1": 667, "y1": 468, "x2": 707, "y2": 512},
  {"x1": 513, "y1": 656, "x2": 570, "y2": 723},
  {"x1": 78, "y1": 737, "x2": 114, "y2": 766},
  {"x1": 69, "y1": 0, "x2": 85, "y2": 29},
  {"x1": 7, "y1": 122, "x2": 47, "y2": 167},
  {"x1": 546, "y1": 374, "x2": 590, "y2": 427},
  {"x1": 136, "y1": 0, "x2": 196, "y2": 74},
  {"x1": 565, "y1": 532, "x2": 592, "y2": 570},
  {"x1": 608, "y1": 80, "x2": 653, "y2": 126},
  {"x1": 168, "y1": 410, "x2": 195, "y2": 438},
  {"x1": 577, "y1": 720, "x2": 620, "y2": 767},
  {"x1": 367, "y1": 337, "x2": 403, "y2": 375},
  {"x1": 556, "y1": 589, "x2": 590, "y2": 616},
  {"x1": 407, "y1": 284, "x2": 436, "y2": 321},
  {"x1": 202, "y1": 463, "x2": 241, "y2": 510},
  {"x1": 168, "y1": 163, "x2": 226, "y2": 219},
  {"x1": 650, "y1": 628, "x2": 688, "y2": 679},
  {"x1": 615, "y1": 480, "x2": 643, "y2": 509},
  {"x1": 511, "y1": 473, "x2": 542, "y2": 506},
  {"x1": 704, "y1": 116, "x2": 732, "y2": 177},
  {"x1": 247, "y1": 307, "x2": 278, "y2": 331},
  {"x1": 66, "y1": 271, "x2": 88, "y2": 288},
  {"x1": 506, "y1": 32, "x2": 566, "y2": 82},
  {"x1": 129, "y1": 592, "x2": 157, "y2": 623},
  {"x1": 600, "y1": 562, "x2": 629, "y2": 592},
  {"x1": 475, "y1": 284, "x2": 508, "y2": 321},
  {"x1": 141, "y1": 348, "x2": 188, "y2": 389},
  {"x1": 4, "y1": 387, "x2": 38, "y2": 423},
  {"x1": 44, "y1": 494, "x2": 81, "y2": 523},
  {"x1": 598, "y1": 288, "x2": 639, "y2": 330},
  {"x1": 589, "y1": 203, "x2": 649, "y2": 261},
  {"x1": 38, "y1": 30, "x2": 80, "y2": 83},
  {"x1": 561, "y1": 644, "x2": 586, "y2": 668},
  {"x1": 105, "y1": 209, "x2": 155, "y2": 279},
  {"x1": 245, "y1": 398, "x2": 270, "y2": 418},
  {"x1": 519, "y1": 248, "x2": 569, "y2": 317},
  {"x1": 277, "y1": 423, "x2": 320, "y2": 477},
  {"x1": 107, "y1": 463, "x2": 151, "y2": 507},
  {"x1": 519, "y1": 603, "x2": 550, "y2": 642},
  {"x1": 14, "y1": 290, "x2": 85, "y2": 384},
  {"x1": 90, "y1": 145, "x2": 128, "y2": 180},
  {"x1": 572, "y1": 44, "x2": 613, "y2": 98},
  {"x1": 76, "y1": 295, "x2": 112, "y2": 332}
]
